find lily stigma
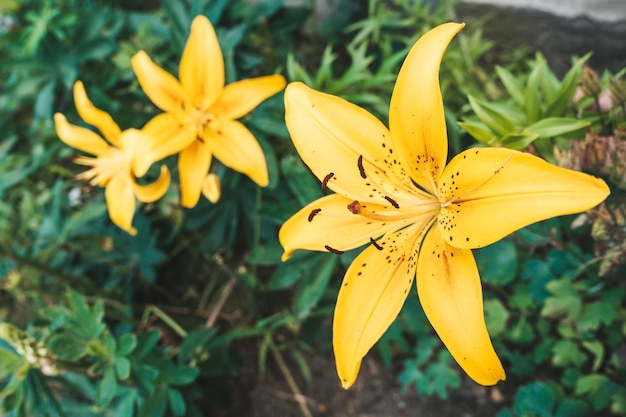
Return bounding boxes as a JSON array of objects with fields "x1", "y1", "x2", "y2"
[
  {"x1": 131, "y1": 15, "x2": 286, "y2": 208},
  {"x1": 54, "y1": 81, "x2": 170, "y2": 235},
  {"x1": 279, "y1": 23, "x2": 610, "y2": 388}
]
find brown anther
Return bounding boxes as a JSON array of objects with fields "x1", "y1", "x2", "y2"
[
  {"x1": 347, "y1": 200, "x2": 361, "y2": 214},
  {"x1": 325, "y1": 245, "x2": 344, "y2": 255},
  {"x1": 357, "y1": 155, "x2": 367, "y2": 179},
  {"x1": 322, "y1": 172, "x2": 334, "y2": 189},
  {"x1": 308, "y1": 208, "x2": 322, "y2": 222},
  {"x1": 369, "y1": 237, "x2": 383, "y2": 250},
  {"x1": 384, "y1": 196, "x2": 400, "y2": 209}
]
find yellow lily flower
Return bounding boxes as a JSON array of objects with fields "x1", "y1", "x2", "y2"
[
  {"x1": 279, "y1": 23, "x2": 610, "y2": 389},
  {"x1": 54, "y1": 81, "x2": 171, "y2": 235},
  {"x1": 131, "y1": 15, "x2": 286, "y2": 208}
]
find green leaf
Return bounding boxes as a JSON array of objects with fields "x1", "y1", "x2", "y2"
[
  {"x1": 178, "y1": 328, "x2": 217, "y2": 362},
  {"x1": 546, "y1": 53, "x2": 591, "y2": 117},
  {"x1": 458, "y1": 121, "x2": 498, "y2": 145},
  {"x1": 117, "y1": 334, "x2": 137, "y2": 356},
  {"x1": 496, "y1": 65, "x2": 525, "y2": 105},
  {"x1": 247, "y1": 240, "x2": 284, "y2": 266},
  {"x1": 165, "y1": 365, "x2": 200, "y2": 386},
  {"x1": 167, "y1": 388, "x2": 186, "y2": 416},
  {"x1": 0, "y1": 348, "x2": 26, "y2": 377},
  {"x1": 484, "y1": 298, "x2": 510, "y2": 336},
  {"x1": 500, "y1": 133, "x2": 539, "y2": 150},
  {"x1": 281, "y1": 155, "x2": 323, "y2": 207},
  {"x1": 541, "y1": 279, "x2": 582, "y2": 320},
  {"x1": 577, "y1": 301, "x2": 615, "y2": 331},
  {"x1": 114, "y1": 356, "x2": 131, "y2": 380},
  {"x1": 552, "y1": 340, "x2": 587, "y2": 367},
  {"x1": 582, "y1": 341, "x2": 604, "y2": 372},
  {"x1": 468, "y1": 95, "x2": 516, "y2": 136},
  {"x1": 96, "y1": 367, "x2": 117, "y2": 408},
  {"x1": 524, "y1": 56, "x2": 544, "y2": 124},
  {"x1": 48, "y1": 334, "x2": 87, "y2": 361},
  {"x1": 555, "y1": 398, "x2": 593, "y2": 417},
  {"x1": 293, "y1": 254, "x2": 339, "y2": 319},
  {"x1": 513, "y1": 381, "x2": 556, "y2": 417},
  {"x1": 474, "y1": 239, "x2": 518, "y2": 285},
  {"x1": 524, "y1": 117, "x2": 589, "y2": 139}
]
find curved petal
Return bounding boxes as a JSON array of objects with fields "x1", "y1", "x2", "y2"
[
  {"x1": 207, "y1": 119, "x2": 268, "y2": 187},
  {"x1": 438, "y1": 148, "x2": 610, "y2": 249},
  {"x1": 202, "y1": 172, "x2": 221, "y2": 203},
  {"x1": 132, "y1": 50, "x2": 186, "y2": 114},
  {"x1": 54, "y1": 113, "x2": 111, "y2": 156},
  {"x1": 416, "y1": 226, "x2": 505, "y2": 385},
  {"x1": 134, "y1": 113, "x2": 197, "y2": 177},
  {"x1": 284, "y1": 82, "x2": 423, "y2": 207},
  {"x1": 105, "y1": 173, "x2": 137, "y2": 235},
  {"x1": 279, "y1": 194, "x2": 423, "y2": 261},
  {"x1": 179, "y1": 15, "x2": 224, "y2": 110},
  {"x1": 133, "y1": 165, "x2": 171, "y2": 203},
  {"x1": 72, "y1": 81, "x2": 121, "y2": 146},
  {"x1": 389, "y1": 22, "x2": 464, "y2": 194},
  {"x1": 334, "y1": 222, "x2": 428, "y2": 389},
  {"x1": 178, "y1": 139, "x2": 212, "y2": 208},
  {"x1": 212, "y1": 75, "x2": 286, "y2": 119}
]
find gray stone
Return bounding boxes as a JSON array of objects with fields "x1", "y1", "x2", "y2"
[{"x1": 456, "y1": 0, "x2": 626, "y2": 74}]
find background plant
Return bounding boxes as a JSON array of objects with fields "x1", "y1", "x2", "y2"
[{"x1": 0, "y1": 0, "x2": 624, "y2": 416}]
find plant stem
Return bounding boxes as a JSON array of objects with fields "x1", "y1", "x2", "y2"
[{"x1": 268, "y1": 338, "x2": 314, "y2": 417}]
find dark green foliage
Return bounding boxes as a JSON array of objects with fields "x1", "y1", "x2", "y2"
[{"x1": 0, "y1": 0, "x2": 624, "y2": 416}]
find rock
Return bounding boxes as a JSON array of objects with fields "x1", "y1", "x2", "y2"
[{"x1": 456, "y1": 0, "x2": 626, "y2": 74}]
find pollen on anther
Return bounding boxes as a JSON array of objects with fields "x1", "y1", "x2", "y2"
[
  {"x1": 384, "y1": 196, "x2": 400, "y2": 209},
  {"x1": 308, "y1": 208, "x2": 321, "y2": 222},
  {"x1": 370, "y1": 237, "x2": 383, "y2": 250},
  {"x1": 322, "y1": 172, "x2": 334, "y2": 189},
  {"x1": 357, "y1": 155, "x2": 367, "y2": 179},
  {"x1": 325, "y1": 245, "x2": 344, "y2": 255}
]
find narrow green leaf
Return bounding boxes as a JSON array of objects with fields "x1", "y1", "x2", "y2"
[
  {"x1": 496, "y1": 66, "x2": 525, "y2": 105},
  {"x1": 293, "y1": 254, "x2": 339, "y2": 319},
  {"x1": 458, "y1": 121, "x2": 499, "y2": 145},
  {"x1": 96, "y1": 367, "x2": 117, "y2": 408},
  {"x1": 524, "y1": 117, "x2": 589, "y2": 139},
  {"x1": 524, "y1": 61, "x2": 543, "y2": 124},
  {"x1": 468, "y1": 95, "x2": 516, "y2": 136},
  {"x1": 500, "y1": 133, "x2": 539, "y2": 150}
]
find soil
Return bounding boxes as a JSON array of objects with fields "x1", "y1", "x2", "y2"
[{"x1": 215, "y1": 352, "x2": 505, "y2": 417}]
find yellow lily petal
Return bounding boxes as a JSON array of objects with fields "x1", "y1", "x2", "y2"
[
  {"x1": 389, "y1": 22, "x2": 464, "y2": 194},
  {"x1": 284, "y1": 82, "x2": 420, "y2": 206},
  {"x1": 438, "y1": 148, "x2": 610, "y2": 249},
  {"x1": 132, "y1": 50, "x2": 186, "y2": 114},
  {"x1": 416, "y1": 226, "x2": 505, "y2": 385},
  {"x1": 202, "y1": 173, "x2": 221, "y2": 203},
  {"x1": 207, "y1": 119, "x2": 268, "y2": 187},
  {"x1": 279, "y1": 194, "x2": 422, "y2": 261},
  {"x1": 134, "y1": 113, "x2": 197, "y2": 177},
  {"x1": 54, "y1": 113, "x2": 111, "y2": 156},
  {"x1": 179, "y1": 15, "x2": 224, "y2": 110},
  {"x1": 133, "y1": 165, "x2": 171, "y2": 203},
  {"x1": 105, "y1": 173, "x2": 137, "y2": 235},
  {"x1": 178, "y1": 139, "x2": 212, "y2": 208},
  {"x1": 212, "y1": 75, "x2": 286, "y2": 120},
  {"x1": 73, "y1": 81, "x2": 121, "y2": 146},
  {"x1": 334, "y1": 222, "x2": 428, "y2": 389}
]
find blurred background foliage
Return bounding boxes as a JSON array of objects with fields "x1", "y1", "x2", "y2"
[{"x1": 0, "y1": 0, "x2": 624, "y2": 416}]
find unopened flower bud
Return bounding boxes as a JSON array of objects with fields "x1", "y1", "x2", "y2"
[
  {"x1": 581, "y1": 64, "x2": 602, "y2": 98},
  {"x1": 609, "y1": 75, "x2": 626, "y2": 106}
]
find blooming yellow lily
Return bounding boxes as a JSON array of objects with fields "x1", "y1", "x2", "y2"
[
  {"x1": 131, "y1": 15, "x2": 286, "y2": 208},
  {"x1": 54, "y1": 81, "x2": 170, "y2": 235},
  {"x1": 279, "y1": 23, "x2": 610, "y2": 389}
]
